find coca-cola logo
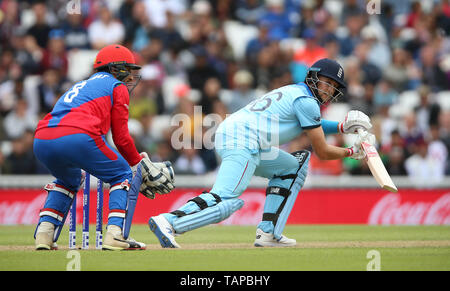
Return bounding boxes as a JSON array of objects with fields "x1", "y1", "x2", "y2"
[
  {"x1": 368, "y1": 193, "x2": 450, "y2": 225},
  {"x1": 0, "y1": 193, "x2": 47, "y2": 224},
  {"x1": 169, "y1": 191, "x2": 265, "y2": 225}
]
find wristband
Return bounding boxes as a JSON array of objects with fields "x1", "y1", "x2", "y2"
[{"x1": 345, "y1": 147, "x2": 353, "y2": 157}]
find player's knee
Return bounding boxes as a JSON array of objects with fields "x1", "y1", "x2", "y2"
[{"x1": 107, "y1": 168, "x2": 133, "y2": 187}]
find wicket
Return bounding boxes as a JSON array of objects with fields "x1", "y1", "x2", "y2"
[{"x1": 69, "y1": 173, "x2": 104, "y2": 250}]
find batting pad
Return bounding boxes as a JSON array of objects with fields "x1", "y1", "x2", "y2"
[
  {"x1": 172, "y1": 198, "x2": 244, "y2": 234},
  {"x1": 273, "y1": 150, "x2": 310, "y2": 239}
]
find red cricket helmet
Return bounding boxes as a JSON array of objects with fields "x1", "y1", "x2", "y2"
[
  {"x1": 94, "y1": 44, "x2": 140, "y2": 70},
  {"x1": 94, "y1": 44, "x2": 141, "y2": 92}
]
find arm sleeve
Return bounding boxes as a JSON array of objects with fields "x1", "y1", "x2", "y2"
[
  {"x1": 321, "y1": 119, "x2": 339, "y2": 134},
  {"x1": 293, "y1": 98, "x2": 322, "y2": 130},
  {"x1": 110, "y1": 84, "x2": 142, "y2": 166}
]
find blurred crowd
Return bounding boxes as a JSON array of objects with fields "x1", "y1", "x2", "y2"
[{"x1": 0, "y1": 0, "x2": 449, "y2": 183}]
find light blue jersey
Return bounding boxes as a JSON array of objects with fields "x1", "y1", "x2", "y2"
[{"x1": 215, "y1": 82, "x2": 321, "y2": 151}]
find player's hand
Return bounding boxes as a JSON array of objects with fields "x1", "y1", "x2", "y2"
[
  {"x1": 346, "y1": 131, "x2": 376, "y2": 160},
  {"x1": 339, "y1": 110, "x2": 372, "y2": 134},
  {"x1": 346, "y1": 145, "x2": 365, "y2": 160}
]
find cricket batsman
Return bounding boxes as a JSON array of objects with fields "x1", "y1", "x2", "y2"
[
  {"x1": 149, "y1": 58, "x2": 375, "y2": 248},
  {"x1": 33, "y1": 44, "x2": 175, "y2": 250}
]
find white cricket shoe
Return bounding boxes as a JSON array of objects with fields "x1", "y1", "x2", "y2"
[
  {"x1": 254, "y1": 228, "x2": 296, "y2": 247},
  {"x1": 35, "y1": 222, "x2": 58, "y2": 250},
  {"x1": 148, "y1": 215, "x2": 180, "y2": 248}
]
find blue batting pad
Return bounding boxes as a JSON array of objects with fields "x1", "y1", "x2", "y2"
[{"x1": 172, "y1": 198, "x2": 244, "y2": 234}]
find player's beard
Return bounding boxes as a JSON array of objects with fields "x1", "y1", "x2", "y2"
[{"x1": 124, "y1": 73, "x2": 141, "y2": 94}]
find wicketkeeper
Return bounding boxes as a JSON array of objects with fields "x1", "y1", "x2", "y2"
[
  {"x1": 33, "y1": 44, "x2": 175, "y2": 250},
  {"x1": 149, "y1": 58, "x2": 374, "y2": 248}
]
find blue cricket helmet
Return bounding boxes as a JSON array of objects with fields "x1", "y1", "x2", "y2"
[
  {"x1": 305, "y1": 58, "x2": 346, "y2": 104},
  {"x1": 309, "y1": 58, "x2": 346, "y2": 89}
]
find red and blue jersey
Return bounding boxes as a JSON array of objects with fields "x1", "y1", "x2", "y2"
[{"x1": 35, "y1": 72, "x2": 141, "y2": 166}]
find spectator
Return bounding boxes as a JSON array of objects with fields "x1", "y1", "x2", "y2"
[
  {"x1": 174, "y1": 147, "x2": 207, "y2": 175},
  {"x1": 62, "y1": 13, "x2": 90, "y2": 50},
  {"x1": 235, "y1": 0, "x2": 266, "y2": 25},
  {"x1": 354, "y1": 41, "x2": 383, "y2": 84},
  {"x1": 0, "y1": 0, "x2": 20, "y2": 47},
  {"x1": 3, "y1": 135, "x2": 36, "y2": 174},
  {"x1": 428, "y1": 124, "x2": 448, "y2": 176},
  {"x1": 26, "y1": 1, "x2": 53, "y2": 49},
  {"x1": 373, "y1": 79, "x2": 398, "y2": 112},
  {"x1": 0, "y1": 77, "x2": 23, "y2": 118},
  {"x1": 3, "y1": 98, "x2": 37, "y2": 140},
  {"x1": 143, "y1": 0, "x2": 186, "y2": 29},
  {"x1": 405, "y1": 138, "x2": 444, "y2": 185},
  {"x1": 88, "y1": 5, "x2": 125, "y2": 50},
  {"x1": 419, "y1": 44, "x2": 448, "y2": 92},
  {"x1": 187, "y1": 46, "x2": 221, "y2": 91},
  {"x1": 129, "y1": 64, "x2": 163, "y2": 118},
  {"x1": 245, "y1": 24, "x2": 271, "y2": 67},
  {"x1": 258, "y1": 0, "x2": 294, "y2": 41},
  {"x1": 127, "y1": 0, "x2": 152, "y2": 52},
  {"x1": 361, "y1": 25, "x2": 391, "y2": 71},
  {"x1": 199, "y1": 77, "x2": 222, "y2": 115},
  {"x1": 338, "y1": 13, "x2": 365, "y2": 57},
  {"x1": 11, "y1": 29, "x2": 41, "y2": 75},
  {"x1": 386, "y1": 147, "x2": 407, "y2": 176},
  {"x1": 37, "y1": 68, "x2": 63, "y2": 115},
  {"x1": 0, "y1": 48, "x2": 22, "y2": 83},
  {"x1": 401, "y1": 112, "x2": 424, "y2": 158},
  {"x1": 227, "y1": 70, "x2": 258, "y2": 113},
  {"x1": 414, "y1": 85, "x2": 441, "y2": 135},
  {"x1": 438, "y1": 110, "x2": 450, "y2": 174},
  {"x1": 152, "y1": 140, "x2": 177, "y2": 163},
  {"x1": 292, "y1": 28, "x2": 328, "y2": 82},
  {"x1": 340, "y1": 0, "x2": 364, "y2": 25},
  {"x1": 40, "y1": 29, "x2": 68, "y2": 77},
  {"x1": 383, "y1": 48, "x2": 410, "y2": 92}
]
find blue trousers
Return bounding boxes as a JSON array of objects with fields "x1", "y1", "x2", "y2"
[{"x1": 34, "y1": 133, "x2": 132, "y2": 228}]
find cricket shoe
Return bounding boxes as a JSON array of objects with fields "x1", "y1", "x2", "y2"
[
  {"x1": 102, "y1": 225, "x2": 146, "y2": 251},
  {"x1": 148, "y1": 215, "x2": 180, "y2": 248},
  {"x1": 35, "y1": 222, "x2": 58, "y2": 250},
  {"x1": 254, "y1": 228, "x2": 296, "y2": 247}
]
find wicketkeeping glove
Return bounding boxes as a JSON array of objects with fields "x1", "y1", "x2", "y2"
[{"x1": 139, "y1": 159, "x2": 175, "y2": 198}]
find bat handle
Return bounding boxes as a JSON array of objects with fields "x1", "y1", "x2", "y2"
[{"x1": 356, "y1": 127, "x2": 366, "y2": 137}]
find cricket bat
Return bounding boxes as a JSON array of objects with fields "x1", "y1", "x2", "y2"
[{"x1": 357, "y1": 129, "x2": 398, "y2": 193}]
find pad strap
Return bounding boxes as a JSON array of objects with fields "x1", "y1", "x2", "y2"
[
  {"x1": 262, "y1": 187, "x2": 291, "y2": 226},
  {"x1": 44, "y1": 183, "x2": 76, "y2": 199},
  {"x1": 39, "y1": 208, "x2": 65, "y2": 222},
  {"x1": 171, "y1": 192, "x2": 222, "y2": 217},
  {"x1": 108, "y1": 209, "x2": 126, "y2": 219},
  {"x1": 110, "y1": 180, "x2": 130, "y2": 192}
]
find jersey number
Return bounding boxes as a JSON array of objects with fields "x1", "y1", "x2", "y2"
[
  {"x1": 64, "y1": 81, "x2": 87, "y2": 103},
  {"x1": 249, "y1": 92, "x2": 282, "y2": 112}
]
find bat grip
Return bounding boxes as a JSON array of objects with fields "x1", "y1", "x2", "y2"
[{"x1": 356, "y1": 128, "x2": 366, "y2": 136}]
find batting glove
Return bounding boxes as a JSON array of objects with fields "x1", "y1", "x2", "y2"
[{"x1": 339, "y1": 110, "x2": 372, "y2": 134}]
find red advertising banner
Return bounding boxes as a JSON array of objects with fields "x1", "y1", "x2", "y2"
[{"x1": 0, "y1": 188, "x2": 449, "y2": 225}]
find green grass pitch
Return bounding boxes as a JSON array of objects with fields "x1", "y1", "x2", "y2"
[{"x1": 0, "y1": 224, "x2": 449, "y2": 271}]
